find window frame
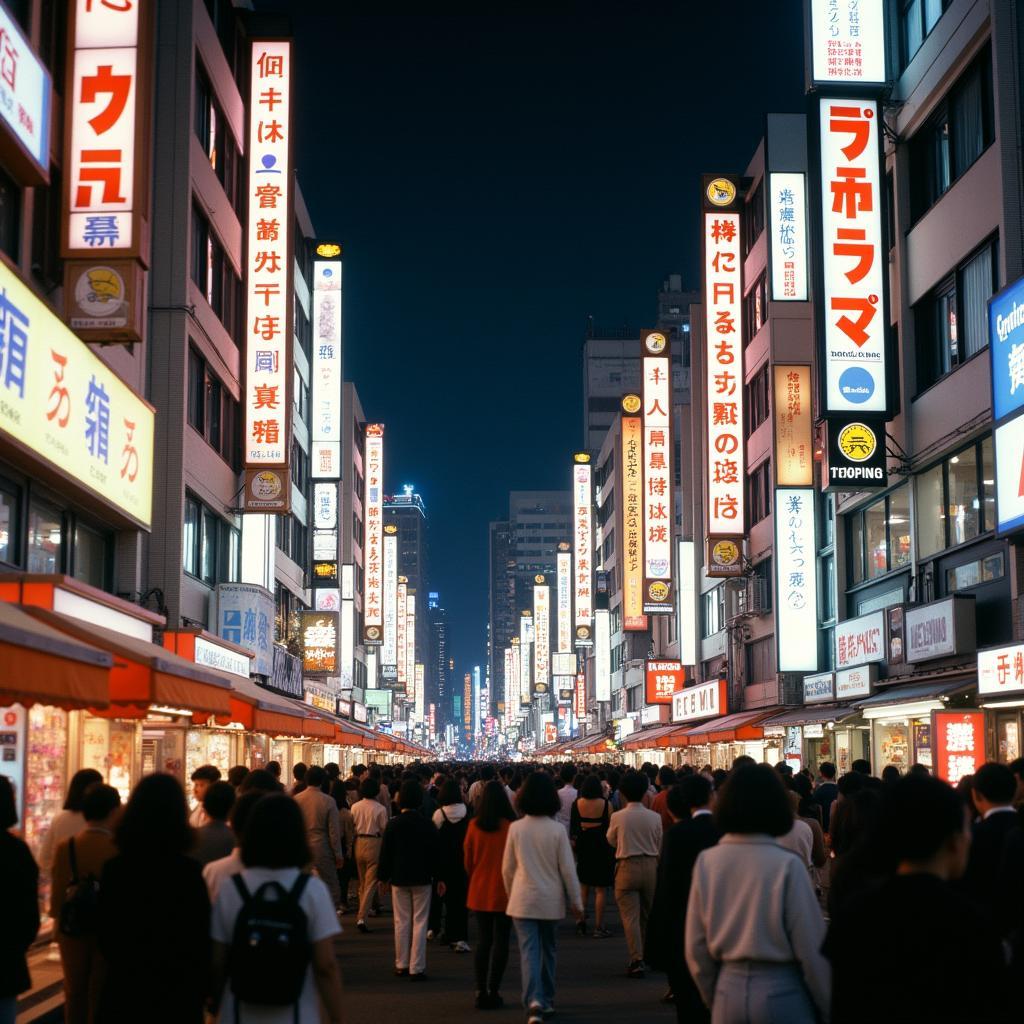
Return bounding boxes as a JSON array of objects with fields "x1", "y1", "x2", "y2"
[{"x1": 846, "y1": 483, "x2": 913, "y2": 587}]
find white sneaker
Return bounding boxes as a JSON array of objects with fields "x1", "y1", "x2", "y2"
[
  {"x1": 426, "y1": 930, "x2": 435, "y2": 940},
  {"x1": 452, "y1": 940, "x2": 471, "y2": 953}
]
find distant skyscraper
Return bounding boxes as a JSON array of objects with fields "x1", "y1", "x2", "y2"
[{"x1": 428, "y1": 592, "x2": 449, "y2": 728}]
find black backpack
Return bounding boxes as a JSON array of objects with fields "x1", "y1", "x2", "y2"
[
  {"x1": 228, "y1": 873, "x2": 311, "y2": 1019},
  {"x1": 58, "y1": 838, "x2": 101, "y2": 937}
]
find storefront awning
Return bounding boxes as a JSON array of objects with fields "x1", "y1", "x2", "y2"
[
  {"x1": 760, "y1": 704, "x2": 861, "y2": 728},
  {"x1": 222, "y1": 675, "x2": 333, "y2": 738},
  {"x1": 852, "y1": 677, "x2": 974, "y2": 717},
  {"x1": 25, "y1": 607, "x2": 232, "y2": 716},
  {"x1": 0, "y1": 600, "x2": 113, "y2": 710},
  {"x1": 621, "y1": 722, "x2": 680, "y2": 750},
  {"x1": 673, "y1": 709, "x2": 778, "y2": 745}
]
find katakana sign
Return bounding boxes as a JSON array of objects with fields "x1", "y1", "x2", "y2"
[
  {"x1": 573, "y1": 456, "x2": 594, "y2": 647},
  {"x1": 363, "y1": 425, "x2": 384, "y2": 644},
  {"x1": 769, "y1": 173, "x2": 807, "y2": 301},
  {"x1": 620, "y1": 401, "x2": 647, "y2": 629}
]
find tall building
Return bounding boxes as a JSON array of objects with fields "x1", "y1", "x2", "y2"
[
  {"x1": 428, "y1": 590, "x2": 449, "y2": 729},
  {"x1": 487, "y1": 520, "x2": 515, "y2": 710},
  {"x1": 339, "y1": 382, "x2": 368, "y2": 693}
]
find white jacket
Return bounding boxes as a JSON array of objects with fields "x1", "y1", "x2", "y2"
[{"x1": 502, "y1": 815, "x2": 582, "y2": 921}]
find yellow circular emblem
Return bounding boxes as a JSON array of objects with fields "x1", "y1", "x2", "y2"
[
  {"x1": 648, "y1": 581, "x2": 670, "y2": 602},
  {"x1": 316, "y1": 242, "x2": 342, "y2": 257},
  {"x1": 534, "y1": 574, "x2": 546, "y2": 584},
  {"x1": 706, "y1": 178, "x2": 737, "y2": 207},
  {"x1": 837, "y1": 423, "x2": 877, "y2": 463},
  {"x1": 622, "y1": 394, "x2": 642, "y2": 415},
  {"x1": 643, "y1": 331, "x2": 667, "y2": 355},
  {"x1": 712, "y1": 540, "x2": 739, "y2": 566}
]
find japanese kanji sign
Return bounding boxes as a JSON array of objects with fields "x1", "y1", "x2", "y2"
[
  {"x1": 395, "y1": 579, "x2": 408, "y2": 686},
  {"x1": 311, "y1": 252, "x2": 342, "y2": 478},
  {"x1": 66, "y1": 0, "x2": 147, "y2": 254},
  {"x1": 573, "y1": 456, "x2": 594, "y2": 647},
  {"x1": 978, "y1": 641, "x2": 1024, "y2": 695},
  {"x1": 405, "y1": 592, "x2": 416, "y2": 699},
  {"x1": 574, "y1": 670, "x2": 587, "y2": 719},
  {"x1": 0, "y1": 1, "x2": 50, "y2": 184},
  {"x1": 774, "y1": 364, "x2": 813, "y2": 486},
  {"x1": 519, "y1": 613, "x2": 533, "y2": 708},
  {"x1": 769, "y1": 173, "x2": 807, "y2": 301},
  {"x1": 533, "y1": 584, "x2": 550, "y2": 697},
  {"x1": 641, "y1": 330, "x2": 673, "y2": 613},
  {"x1": 932, "y1": 710, "x2": 985, "y2": 786},
  {"x1": 245, "y1": 39, "x2": 292, "y2": 473},
  {"x1": 819, "y1": 97, "x2": 888, "y2": 414},
  {"x1": 382, "y1": 526, "x2": 398, "y2": 670},
  {"x1": 620, "y1": 403, "x2": 647, "y2": 630},
  {"x1": 809, "y1": 0, "x2": 887, "y2": 86},
  {"x1": 646, "y1": 660, "x2": 684, "y2": 705},
  {"x1": 774, "y1": 488, "x2": 818, "y2": 672},
  {"x1": 703, "y1": 196, "x2": 746, "y2": 535},
  {"x1": 556, "y1": 549, "x2": 572, "y2": 653},
  {"x1": 301, "y1": 611, "x2": 338, "y2": 674},
  {"x1": 0, "y1": 260, "x2": 153, "y2": 526},
  {"x1": 363, "y1": 425, "x2": 384, "y2": 645},
  {"x1": 834, "y1": 609, "x2": 885, "y2": 669}
]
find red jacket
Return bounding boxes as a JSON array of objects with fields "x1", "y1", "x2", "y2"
[{"x1": 464, "y1": 818, "x2": 510, "y2": 913}]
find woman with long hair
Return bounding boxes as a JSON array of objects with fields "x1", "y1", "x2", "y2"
[
  {"x1": 433, "y1": 778, "x2": 471, "y2": 952},
  {"x1": 38, "y1": 768, "x2": 103, "y2": 873},
  {"x1": 570, "y1": 774, "x2": 615, "y2": 937},
  {"x1": 464, "y1": 780, "x2": 516, "y2": 1008}
]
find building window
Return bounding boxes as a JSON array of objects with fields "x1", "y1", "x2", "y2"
[
  {"x1": 194, "y1": 62, "x2": 241, "y2": 208},
  {"x1": 847, "y1": 484, "x2": 912, "y2": 585},
  {"x1": 914, "y1": 238, "x2": 997, "y2": 391},
  {"x1": 294, "y1": 368, "x2": 309, "y2": 426},
  {"x1": 743, "y1": 179, "x2": 764, "y2": 254},
  {"x1": 191, "y1": 203, "x2": 242, "y2": 343},
  {"x1": 73, "y1": 522, "x2": 111, "y2": 590},
  {"x1": 745, "y1": 635, "x2": 775, "y2": 685},
  {"x1": 0, "y1": 480, "x2": 18, "y2": 566},
  {"x1": 202, "y1": 0, "x2": 241, "y2": 79},
  {"x1": 290, "y1": 441, "x2": 308, "y2": 492},
  {"x1": 27, "y1": 501, "x2": 62, "y2": 574},
  {"x1": 901, "y1": 0, "x2": 949, "y2": 69},
  {"x1": 917, "y1": 436, "x2": 994, "y2": 557},
  {"x1": 748, "y1": 459, "x2": 771, "y2": 527},
  {"x1": 31, "y1": 163, "x2": 62, "y2": 294},
  {"x1": 187, "y1": 347, "x2": 240, "y2": 467},
  {"x1": 746, "y1": 363, "x2": 770, "y2": 435},
  {"x1": 910, "y1": 46, "x2": 994, "y2": 218},
  {"x1": 702, "y1": 585, "x2": 724, "y2": 637},
  {"x1": 744, "y1": 274, "x2": 767, "y2": 344},
  {"x1": 183, "y1": 493, "x2": 239, "y2": 585},
  {"x1": 0, "y1": 164, "x2": 21, "y2": 264}
]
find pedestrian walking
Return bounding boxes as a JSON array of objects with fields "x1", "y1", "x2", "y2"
[
  {"x1": 607, "y1": 770, "x2": 662, "y2": 977},
  {"x1": 202, "y1": 791, "x2": 264, "y2": 902},
  {"x1": 825, "y1": 774, "x2": 1011, "y2": 1023},
  {"x1": 555, "y1": 765, "x2": 577, "y2": 832},
  {"x1": 433, "y1": 778, "x2": 471, "y2": 952},
  {"x1": 96, "y1": 774, "x2": 210, "y2": 1024},
  {"x1": 209, "y1": 793, "x2": 344, "y2": 1024},
  {"x1": 813, "y1": 762, "x2": 838, "y2": 833},
  {"x1": 51, "y1": 783, "x2": 120, "y2": 1024},
  {"x1": 38, "y1": 768, "x2": 102, "y2": 873},
  {"x1": 569, "y1": 774, "x2": 614, "y2": 937},
  {"x1": 377, "y1": 779, "x2": 439, "y2": 981},
  {"x1": 191, "y1": 781, "x2": 236, "y2": 866},
  {"x1": 351, "y1": 776, "x2": 389, "y2": 932},
  {"x1": 188, "y1": 765, "x2": 222, "y2": 828},
  {"x1": 650, "y1": 767, "x2": 677, "y2": 832},
  {"x1": 330, "y1": 786, "x2": 356, "y2": 913},
  {"x1": 294, "y1": 766, "x2": 344, "y2": 910},
  {"x1": 644, "y1": 775, "x2": 718, "y2": 1024},
  {"x1": 685, "y1": 764, "x2": 830, "y2": 1024},
  {"x1": 289, "y1": 762, "x2": 308, "y2": 796},
  {"x1": 464, "y1": 780, "x2": 516, "y2": 1008},
  {"x1": 0, "y1": 776, "x2": 39, "y2": 1024},
  {"x1": 502, "y1": 771, "x2": 582, "y2": 1024}
]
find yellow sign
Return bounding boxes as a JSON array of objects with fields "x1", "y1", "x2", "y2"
[
  {"x1": 773, "y1": 364, "x2": 814, "y2": 487},
  {"x1": 642, "y1": 331, "x2": 667, "y2": 355},
  {"x1": 620, "y1": 412, "x2": 646, "y2": 630},
  {"x1": 315, "y1": 242, "x2": 342, "y2": 258},
  {"x1": 384, "y1": 523, "x2": 398, "y2": 534},
  {"x1": 706, "y1": 177, "x2": 737, "y2": 207},
  {"x1": 534, "y1": 574, "x2": 545, "y2": 584},
  {"x1": 621, "y1": 394, "x2": 641, "y2": 415},
  {"x1": 0, "y1": 263, "x2": 153, "y2": 526},
  {"x1": 838, "y1": 422, "x2": 877, "y2": 462},
  {"x1": 573, "y1": 452, "x2": 591, "y2": 464}
]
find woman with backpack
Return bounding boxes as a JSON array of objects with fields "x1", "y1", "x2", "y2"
[
  {"x1": 432, "y1": 778, "x2": 471, "y2": 952},
  {"x1": 51, "y1": 783, "x2": 120, "y2": 1024},
  {"x1": 210, "y1": 793, "x2": 344, "y2": 1024}
]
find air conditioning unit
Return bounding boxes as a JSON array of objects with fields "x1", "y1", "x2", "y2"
[{"x1": 736, "y1": 577, "x2": 769, "y2": 618}]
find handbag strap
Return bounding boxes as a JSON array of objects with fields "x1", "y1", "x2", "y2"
[{"x1": 68, "y1": 836, "x2": 79, "y2": 885}]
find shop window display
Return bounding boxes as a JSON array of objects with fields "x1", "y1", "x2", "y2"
[
  {"x1": 186, "y1": 728, "x2": 233, "y2": 784},
  {"x1": 24, "y1": 704, "x2": 67, "y2": 858},
  {"x1": 79, "y1": 717, "x2": 137, "y2": 804},
  {"x1": 996, "y1": 713, "x2": 1021, "y2": 762}
]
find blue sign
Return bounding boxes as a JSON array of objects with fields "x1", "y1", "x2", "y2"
[
  {"x1": 838, "y1": 367, "x2": 874, "y2": 404},
  {"x1": 214, "y1": 583, "x2": 275, "y2": 677},
  {"x1": 989, "y1": 276, "x2": 1024, "y2": 422}
]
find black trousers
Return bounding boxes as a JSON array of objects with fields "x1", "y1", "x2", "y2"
[
  {"x1": 473, "y1": 911, "x2": 512, "y2": 993},
  {"x1": 666, "y1": 959, "x2": 709, "y2": 1024},
  {"x1": 441, "y1": 879, "x2": 469, "y2": 943}
]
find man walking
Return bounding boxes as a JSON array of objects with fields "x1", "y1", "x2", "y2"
[
  {"x1": 607, "y1": 770, "x2": 662, "y2": 978},
  {"x1": 295, "y1": 766, "x2": 344, "y2": 909}
]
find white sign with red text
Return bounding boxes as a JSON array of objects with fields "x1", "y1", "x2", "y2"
[{"x1": 835, "y1": 610, "x2": 885, "y2": 669}]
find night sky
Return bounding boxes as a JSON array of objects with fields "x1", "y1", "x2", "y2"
[{"x1": 266, "y1": 2, "x2": 806, "y2": 679}]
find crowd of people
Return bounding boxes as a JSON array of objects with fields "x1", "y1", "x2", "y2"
[{"x1": 2, "y1": 752, "x2": 1023, "y2": 1023}]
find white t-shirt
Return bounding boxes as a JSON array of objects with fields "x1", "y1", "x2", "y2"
[
  {"x1": 202, "y1": 848, "x2": 243, "y2": 903},
  {"x1": 211, "y1": 867, "x2": 341, "y2": 1024}
]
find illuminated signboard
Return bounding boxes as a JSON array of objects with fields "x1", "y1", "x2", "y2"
[
  {"x1": 313, "y1": 482, "x2": 337, "y2": 530},
  {"x1": 932, "y1": 710, "x2": 985, "y2": 785},
  {"x1": 519, "y1": 613, "x2": 532, "y2": 709},
  {"x1": 672, "y1": 678, "x2": 727, "y2": 722},
  {"x1": 989, "y1": 275, "x2": 1024, "y2": 423},
  {"x1": 311, "y1": 254, "x2": 342, "y2": 477},
  {"x1": 769, "y1": 173, "x2": 808, "y2": 301},
  {"x1": 241, "y1": 39, "x2": 292, "y2": 508},
  {"x1": 66, "y1": 0, "x2": 146, "y2": 251},
  {"x1": 677, "y1": 540, "x2": 697, "y2": 666},
  {"x1": 503, "y1": 647, "x2": 515, "y2": 717},
  {"x1": 556, "y1": 550, "x2": 572, "y2": 653},
  {"x1": 0, "y1": 261, "x2": 154, "y2": 526},
  {"x1": 594, "y1": 608, "x2": 611, "y2": 702},
  {"x1": 0, "y1": 1, "x2": 50, "y2": 183},
  {"x1": 620, "y1": 397, "x2": 647, "y2": 629},
  {"x1": 834, "y1": 609, "x2": 885, "y2": 669},
  {"x1": 362, "y1": 425, "x2": 384, "y2": 644},
  {"x1": 819, "y1": 97, "x2": 887, "y2": 415},
  {"x1": 551, "y1": 652, "x2": 576, "y2": 676},
  {"x1": 533, "y1": 584, "x2": 550, "y2": 698},
  {"x1": 809, "y1": 0, "x2": 887, "y2": 86},
  {"x1": 979, "y1": 641, "x2": 1024, "y2": 695},
  {"x1": 382, "y1": 528, "x2": 398, "y2": 668},
  {"x1": 463, "y1": 673, "x2": 472, "y2": 739},
  {"x1": 414, "y1": 663, "x2": 425, "y2": 721},
  {"x1": 396, "y1": 580, "x2": 408, "y2": 689},
  {"x1": 573, "y1": 456, "x2": 594, "y2": 647},
  {"x1": 646, "y1": 660, "x2": 684, "y2": 704},
  {"x1": 703, "y1": 177, "x2": 745, "y2": 536},
  {"x1": 405, "y1": 592, "x2": 416, "y2": 698},
  {"x1": 641, "y1": 330, "x2": 673, "y2": 614},
  {"x1": 774, "y1": 365, "x2": 813, "y2": 486},
  {"x1": 302, "y1": 611, "x2": 338, "y2": 674},
  {"x1": 509, "y1": 642, "x2": 522, "y2": 713},
  {"x1": 314, "y1": 588, "x2": 340, "y2": 611},
  {"x1": 574, "y1": 671, "x2": 586, "y2": 719},
  {"x1": 775, "y1": 488, "x2": 819, "y2": 672}
]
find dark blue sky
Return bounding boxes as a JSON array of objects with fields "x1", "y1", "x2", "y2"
[{"x1": 278, "y1": 3, "x2": 806, "y2": 679}]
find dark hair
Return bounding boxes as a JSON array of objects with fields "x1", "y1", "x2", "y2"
[
  {"x1": 972, "y1": 762, "x2": 1017, "y2": 804},
  {"x1": 241, "y1": 794, "x2": 311, "y2": 868},
  {"x1": 607, "y1": 770, "x2": 621, "y2": 791},
  {"x1": 352, "y1": 763, "x2": 367, "y2": 776},
  {"x1": 560, "y1": 765, "x2": 576, "y2": 785},
  {"x1": 480, "y1": 764, "x2": 496, "y2": 781},
  {"x1": 265, "y1": 760, "x2": 282, "y2": 779},
  {"x1": 837, "y1": 771, "x2": 865, "y2": 798},
  {"x1": 190, "y1": 764, "x2": 221, "y2": 783},
  {"x1": 819, "y1": 762, "x2": 836, "y2": 780},
  {"x1": 882, "y1": 775, "x2": 965, "y2": 863},
  {"x1": 518, "y1": 771, "x2": 560, "y2": 817},
  {"x1": 359, "y1": 777, "x2": 380, "y2": 800},
  {"x1": 116, "y1": 774, "x2": 192, "y2": 857},
  {"x1": 790, "y1": 772, "x2": 818, "y2": 820},
  {"x1": 0, "y1": 775, "x2": 17, "y2": 829},
  {"x1": 324, "y1": 763, "x2": 341, "y2": 779},
  {"x1": 657, "y1": 766, "x2": 677, "y2": 787},
  {"x1": 202, "y1": 781, "x2": 236, "y2": 822},
  {"x1": 240, "y1": 769, "x2": 280, "y2": 793},
  {"x1": 908, "y1": 763, "x2": 930, "y2": 778},
  {"x1": 227, "y1": 765, "x2": 249, "y2": 788},
  {"x1": 731, "y1": 755, "x2": 756, "y2": 772},
  {"x1": 679, "y1": 773, "x2": 713, "y2": 812},
  {"x1": 399, "y1": 779, "x2": 423, "y2": 810},
  {"x1": 774, "y1": 761, "x2": 794, "y2": 778},
  {"x1": 1008, "y1": 757, "x2": 1024, "y2": 779},
  {"x1": 881, "y1": 765, "x2": 900, "y2": 785},
  {"x1": 620, "y1": 771, "x2": 649, "y2": 803},
  {"x1": 292, "y1": 762, "x2": 307, "y2": 781},
  {"x1": 64, "y1": 768, "x2": 103, "y2": 812},
  {"x1": 229, "y1": 791, "x2": 264, "y2": 838},
  {"x1": 829, "y1": 787, "x2": 883, "y2": 858},
  {"x1": 711, "y1": 768, "x2": 729, "y2": 790},
  {"x1": 579, "y1": 774, "x2": 603, "y2": 800},
  {"x1": 715, "y1": 764, "x2": 794, "y2": 837},
  {"x1": 438, "y1": 779, "x2": 463, "y2": 807},
  {"x1": 851, "y1": 759, "x2": 871, "y2": 775},
  {"x1": 306, "y1": 766, "x2": 326, "y2": 788},
  {"x1": 82, "y1": 783, "x2": 121, "y2": 823},
  {"x1": 475, "y1": 780, "x2": 516, "y2": 832}
]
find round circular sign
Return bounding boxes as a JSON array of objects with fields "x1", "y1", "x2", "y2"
[
  {"x1": 706, "y1": 177, "x2": 737, "y2": 207},
  {"x1": 250, "y1": 471, "x2": 283, "y2": 500},
  {"x1": 837, "y1": 423, "x2": 877, "y2": 463},
  {"x1": 576, "y1": 625, "x2": 591, "y2": 640},
  {"x1": 365, "y1": 625, "x2": 381, "y2": 640},
  {"x1": 711, "y1": 539, "x2": 740, "y2": 566},
  {"x1": 75, "y1": 266, "x2": 125, "y2": 317},
  {"x1": 647, "y1": 580, "x2": 670, "y2": 602},
  {"x1": 534, "y1": 574, "x2": 546, "y2": 584},
  {"x1": 316, "y1": 242, "x2": 342, "y2": 258},
  {"x1": 643, "y1": 331, "x2": 667, "y2": 355},
  {"x1": 621, "y1": 394, "x2": 642, "y2": 415}
]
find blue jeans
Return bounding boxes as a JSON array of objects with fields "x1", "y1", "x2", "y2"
[
  {"x1": 513, "y1": 918, "x2": 557, "y2": 1011},
  {"x1": 711, "y1": 962, "x2": 818, "y2": 1024}
]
